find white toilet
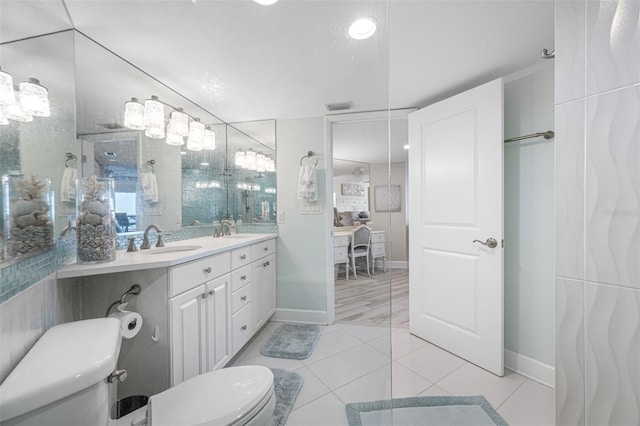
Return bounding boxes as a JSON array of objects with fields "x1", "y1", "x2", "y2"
[{"x1": 0, "y1": 318, "x2": 276, "y2": 426}]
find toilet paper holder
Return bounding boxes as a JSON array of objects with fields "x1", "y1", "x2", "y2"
[{"x1": 105, "y1": 284, "x2": 141, "y2": 317}]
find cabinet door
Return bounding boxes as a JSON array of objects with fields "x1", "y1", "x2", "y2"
[
  {"x1": 252, "y1": 261, "x2": 267, "y2": 330},
  {"x1": 170, "y1": 284, "x2": 206, "y2": 385},
  {"x1": 264, "y1": 254, "x2": 276, "y2": 318},
  {"x1": 205, "y1": 274, "x2": 231, "y2": 371}
]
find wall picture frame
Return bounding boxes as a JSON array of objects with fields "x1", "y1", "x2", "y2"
[
  {"x1": 341, "y1": 183, "x2": 365, "y2": 197},
  {"x1": 374, "y1": 185, "x2": 401, "y2": 212}
]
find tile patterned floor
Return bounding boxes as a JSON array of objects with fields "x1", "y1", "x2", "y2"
[{"x1": 228, "y1": 322, "x2": 555, "y2": 426}]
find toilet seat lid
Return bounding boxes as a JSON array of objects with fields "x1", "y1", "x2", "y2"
[{"x1": 149, "y1": 366, "x2": 274, "y2": 426}]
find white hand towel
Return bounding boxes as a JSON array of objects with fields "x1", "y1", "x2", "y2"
[
  {"x1": 60, "y1": 167, "x2": 77, "y2": 202},
  {"x1": 297, "y1": 164, "x2": 317, "y2": 201},
  {"x1": 140, "y1": 172, "x2": 159, "y2": 203}
]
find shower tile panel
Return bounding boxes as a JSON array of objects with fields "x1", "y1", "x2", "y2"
[
  {"x1": 585, "y1": 282, "x2": 640, "y2": 426},
  {"x1": 556, "y1": 0, "x2": 586, "y2": 104},
  {"x1": 586, "y1": 0, "x2": 640, "y2": 96},
  {"x1": 555, "y1": 100, "x2": 585, "y2": 280},
  {"x1": 585, "y1": 86, "x2": 640, "y2": 288}
]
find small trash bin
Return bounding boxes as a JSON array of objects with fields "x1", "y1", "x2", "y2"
[{"x1": 111, "y1": 395, "x2": 149, "y2": 419}]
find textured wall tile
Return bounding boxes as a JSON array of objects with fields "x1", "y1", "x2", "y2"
[
  {"x1": 586, "y1": 0, "x2": 640, "y2": 95},
  {"x1": 586, "y1": 282, "x2": 640, "y2": 425},
  {"x1": 585, "y1": 86, "x2": 640, "y2": 288},
  {"x1": 556, "y1": 100, "x2": 586, "y2": 279},
  {"x1": 556, "y1": 0, "x2": 586, "y2": 104},
  {"x1": 556, "y1": 278, "x2": 586, "y2": 426}
]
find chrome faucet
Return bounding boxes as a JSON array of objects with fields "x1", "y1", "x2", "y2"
[
  {"x1": 140, "y1": 224, "x2": 163, "y2": 249},
  {"x1": 214, "y1": 220, "x2": 233, "y2": 237}
]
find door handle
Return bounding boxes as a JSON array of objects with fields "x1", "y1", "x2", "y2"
[{"x1": 473, "y1": 238, "x2": 498, "y2": 248}]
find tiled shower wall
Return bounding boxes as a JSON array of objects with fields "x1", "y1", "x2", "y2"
[{"x1": 555, "y1": 1, "x2": 639, "y2": 424}]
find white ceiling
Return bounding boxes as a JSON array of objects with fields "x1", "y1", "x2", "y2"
[{"x1": 0, "y1": 0, "x2": 555, "y2": 165}]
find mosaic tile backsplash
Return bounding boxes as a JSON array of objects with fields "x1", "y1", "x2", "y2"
[{"x1": 1, "y1": 224, "x2": 277, "y2": 304}]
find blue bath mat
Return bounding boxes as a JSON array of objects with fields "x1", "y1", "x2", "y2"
[
  {"x1": 260, "y1": 323, "x2": 322, "y2": 360},
  {"x1": 346, "y1": 395, "x2": 509, "y2": 426},
  {"x1": 270, "y1": 368, "x2": 304, "y2": 426}
]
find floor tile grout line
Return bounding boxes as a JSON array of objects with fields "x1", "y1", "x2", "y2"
[{"x1": 495, "y1": 377, "x2": 529, "y2": 411}]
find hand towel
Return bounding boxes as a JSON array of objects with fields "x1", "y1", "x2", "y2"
[
  {"x1": 297, "y1": 164, "x2": 317, "y2": 201},
  {"x1": 60, "y1": 167, "x2": 77, "y2": 202},
  {"x1": 139, "y1": 172, "x2": 159, "y2": 203}
]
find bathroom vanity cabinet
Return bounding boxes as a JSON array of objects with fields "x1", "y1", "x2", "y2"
[{"x1": 57, "y1": 234, "x2": 277, "y2": 395}]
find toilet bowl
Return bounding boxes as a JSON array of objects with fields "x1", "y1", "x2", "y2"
[{"x1": 0, "y1": 319, "x2": 275, "y2": 426}]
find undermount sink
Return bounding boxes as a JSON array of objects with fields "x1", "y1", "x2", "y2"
[
  {"x1": 222, "y1": 235, "x2": 250, "y2": 239},
  {"x1": 145, "y1": 245, "x2": 202, "y2": 254}
]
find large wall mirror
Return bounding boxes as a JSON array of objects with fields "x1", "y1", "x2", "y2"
[{"x1": 0, "y1": 29, "x2": 276, "y2": 263}]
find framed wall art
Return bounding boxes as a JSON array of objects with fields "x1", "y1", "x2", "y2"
[
  {"x1": 374, "y1": 185, "x2": 401, "y2": 212},
  {"x1": 341, "y1": 183, "x2": 365, "y2": 197}
]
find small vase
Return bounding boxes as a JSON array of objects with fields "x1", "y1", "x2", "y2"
[
  {"x1": 76, "y1": 176, "x2": 116, "y2": 263},
  {"x1": 2, "y1": 174, "x2": 54, "y2": 259}
]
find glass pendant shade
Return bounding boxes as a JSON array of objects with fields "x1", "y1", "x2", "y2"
[
  {"x1": 143, "y1": 95, "x2": 165, "y2": 139},
  {"x1": 170, "y1": 109, "x2": 189, "y2": 137},
  {"x1": 203, "y1": 127, "x2": 216, "y2": 150},
  {"x1": 0, "y1": 111, "x2": 9, "y2": 125},
  {"x1": 256, "y1": 153, "x2": 266, "y2": 172},
  {"x1": 245, "y1": 149, "x2": 257, "y2": 171},
  {"x1": 266, "y1": 158, "x2": 275, "y2": 172},
  {"x1": 123, "y1": 97, "x2": 145, "y2": 130},
  {"x1": 5, "y1": 100, "x2": 33, "y2": 123},
  {"x1": 19, "y1": 78, "x2": 50, "y2": 117},
  {"x1": 235, "y1": 151, "x2": 246, "y2": 167},
  {"x1": 187, "y1": 119, "x2": 204, "y2": 151},
  {"x1": 165, "y1": 127, "x2": 185, "y2": 146},
  {"x1": 0, "y1": 69, "x2": 16, "y2": 106}
]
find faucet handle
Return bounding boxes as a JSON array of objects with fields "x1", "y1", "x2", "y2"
[
  {"x1": 127, "y1": 237, "x2": 138, "y2": 252},
  {"x1": 156, "y1": 232, "x2": 172, "y2": 247}
]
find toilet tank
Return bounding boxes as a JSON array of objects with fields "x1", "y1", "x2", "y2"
[{"x1": 0, "y1": 318, "x2": 122, "y2": 425}]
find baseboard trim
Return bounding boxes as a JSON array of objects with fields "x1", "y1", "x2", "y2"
[
  {"x1": 376, "y1": 260, "x2": 408, "y2": 269},
  {"x1": 272, "y1": 308, "x2": 329, "y2": 325},
  {"x1": 504, "y1": 349, "x2": 555, "y2": 389}
]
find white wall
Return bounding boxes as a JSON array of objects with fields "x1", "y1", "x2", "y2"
[
  {"x1": 369, "y1": 162, "x2": 407, "y2": 264},
  {"x1": 503, "y1": 61, "x2": 555, "y2": 369},
  {"x1": 275, "y1": 117, "x2": 332, "y2": 323},
  {"x1": 555, "y1": 1, "x2": 639, "y2": 425}
]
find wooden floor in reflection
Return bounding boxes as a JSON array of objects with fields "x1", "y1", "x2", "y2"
[{"x1": 334, "y1": 266, "x2": 409, "y2": 328}]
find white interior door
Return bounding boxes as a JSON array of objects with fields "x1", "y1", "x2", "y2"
[{"x1": 408, "y1": 78, "x2": 504, "y2": 376}]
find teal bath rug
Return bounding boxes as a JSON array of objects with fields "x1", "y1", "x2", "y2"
[
  {"x1": 270, "y1": 368, "x2": 304, "y2": 426},
  {"x1": 260, "y1": 323, "x2": 322, "y2": 360},
  {"x1": 346, "y1": 395, "x2": 509, "y2": 426}
]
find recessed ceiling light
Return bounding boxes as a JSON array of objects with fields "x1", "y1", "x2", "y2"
[
  {"x1": 403, "y1": 144, "x2": 410, "y2": 150},
  {"x1": 253, "y1": 0, "x2": 278, "y2": 5},
  {"x1": 348, "y1": 18, "x2": 376, "y2": 40}
]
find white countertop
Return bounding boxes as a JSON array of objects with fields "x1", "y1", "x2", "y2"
[{"x1": 57, "y1": 234, "x2": 277, "y2": 279}]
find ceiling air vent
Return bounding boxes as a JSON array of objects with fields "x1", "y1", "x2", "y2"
[{"x1": 325, "y1": 101, "x2": 352, "y2": 112}]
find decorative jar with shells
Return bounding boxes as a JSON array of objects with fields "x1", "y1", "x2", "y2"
[
  {"x1": 76, "y1": 176, "x2": 116, "y2": 263},
  {"x1": 2, "y1": 174, "x2": 54, "y2": 259}
]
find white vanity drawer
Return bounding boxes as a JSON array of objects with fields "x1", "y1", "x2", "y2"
[
  {"x1": 232, "y1": 304, "x2": 253, "y2": 354},
  {"x1": 232, "y1": 283, "x2": 252, "y2": 314},
  {"x1": 334, "y1": 235, "x2": 349, "y2": 247},
  {"x1": 370, "y1": 232, "x2": 385, "y2": 243},
  {"x1": 252, "y1": 239, "x2": 276, "y2": 260},
  {"x1": 169, "y1": 252, "x2": 231, "y2": 297},
  {"x1": 231, "y1": 264, "x2": 252, "y2": 292},
  {"x1": 231, "y1": 246, "x2": 252, "y2": 270},
  {"x1": 371, "y1": 242, "x2": 385, "y2": 257},
  {"x1": 334, "y1": 246, "x2": 348, "y2": 263}
]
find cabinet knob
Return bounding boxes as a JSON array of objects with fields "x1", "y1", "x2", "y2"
[
  {"x1": 209, "y1": 289, "x2": 215, "y2": 295},
  {"x1": 201, "y1": 292, "x2": 209, "y2": 299},
  {"x1": 241, "y1": 325, "x2": 247, "y2": 331},
  {"x1": 240, "y1": 254, "x2": 247, "y2": 260},
  {"x1": 263, "y1": 247, "x2": 268, "y2": 251},
  {"x1": 241, "y1": 295, "x2": 247, "y2": 301},
  {"x1": 204, "y1": 267, "x2": 212, "y2": 273},
  {"x1": 240, "y1": 275, "x2": 247, "y2": 280},
  {"x1": 263, "y1": 262, "x2": 268, "y2": 267},
  {"x1": 266, "y1": 261, "x2": 270, "y2": 266}
]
